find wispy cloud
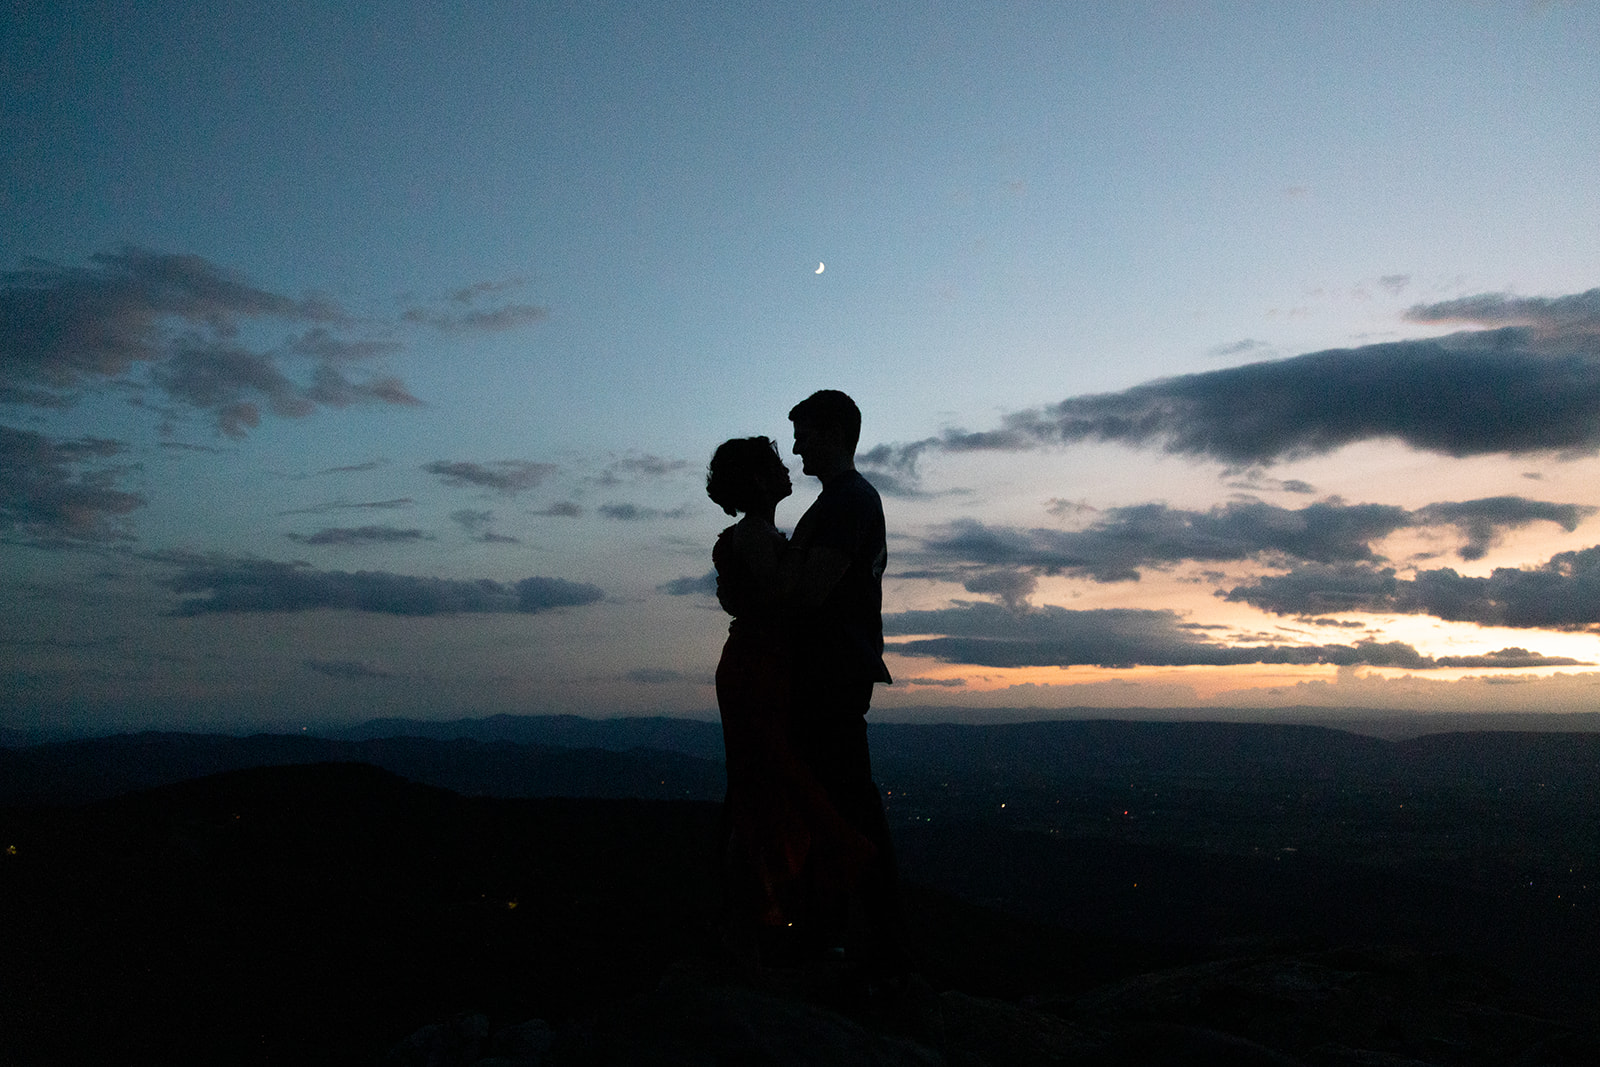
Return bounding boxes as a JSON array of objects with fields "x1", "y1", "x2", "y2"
[
  {"x1": 657, "y1": 571, "x2": 716, "y2": 596},
  {"x1": 161, "y1": 554, "x2": 603, "y2": 616},
  {"x1": 624, "y1": 667, "x2": 689, "y2": 684},
  {"x1": 400, "y1": 278, "x2": 548, "y2": 332},
  {"x1": 598, "y1": 502, "x2": 691, "y2": 521},
  {"x1": 276, "y1": 498, "x2": 415, "y2": 516},
  {"x1": 594, "y1": 454, "x2": 690, "y2": 484},
  {"x1": 0, "y1": 246, "x2": 421, "y2": 436},
  {"x1": 449, "y1": 508, "x2": 521, "y2": 544},
  {"x1": 423, "y1": 459, "x2": 557, "y2": 494},
  {"x1": 0, "y1": 425, "x2": 145, "y2": 543},
  {"x1": 303, "y1": 658, "x2": 395, "y2": 680},
  {"x1": 317, "y1": 459, "x2": 388, "y2": 475},
  {"x1": 285, "y1": 525, "x2": 432, "y2": 546}
]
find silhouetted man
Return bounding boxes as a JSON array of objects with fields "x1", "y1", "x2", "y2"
[{"x1": 784, "y1": 389, "x2": 908, "y2": 974}]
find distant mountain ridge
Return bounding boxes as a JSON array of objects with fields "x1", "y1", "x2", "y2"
[
  {"x1": 323, "y1": 711, "x2": 728, "y2": 759},
  {"x1": 6, "y1": 714, "x2": 1600, "y2": 808},
  {"x1": 0, "y1": 730, "x2": 724, "y2": 807}
]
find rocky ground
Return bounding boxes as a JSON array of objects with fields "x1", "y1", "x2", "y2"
[
  {"x1": 4, "y1": 758, "x2": 1596, "y2": 1065},
  {"x1": 386, "y1": 946, "x2": 1597, "y2": 1066}
]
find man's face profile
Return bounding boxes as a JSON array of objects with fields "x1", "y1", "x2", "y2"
[{"x1": 791, "y1": 418, "x2": 820, "y2": 476}]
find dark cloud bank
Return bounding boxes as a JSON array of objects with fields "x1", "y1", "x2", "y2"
[
  {"x1": 894, "y1": 496, "x2": 1600, "y2": 666},
  {"x1": 862, "y1": 288, "x2": 1600, "y2": 477},
  {"x1": 0, "y1": 425, "x2": 145, "y2": 543},
  {"x1": 917, "y1": 496, "x2": 1591, "y2": 586},
  {"x1": 884, "y1": 603, "x2": 1590, "y2": 671},
  {"x1": 1227, "y1": 546, "x2": 1600, "y2": 631},
  {"x1": 161, "y1": 555, "x2": 603, "y2": 617},
  {"x1": 872, "y1": 288, "x2": 1600, "y2": 669}
]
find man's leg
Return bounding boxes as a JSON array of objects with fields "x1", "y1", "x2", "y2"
[{"x1": 796, "y1": 680, "x2": 910, "y2": 972}]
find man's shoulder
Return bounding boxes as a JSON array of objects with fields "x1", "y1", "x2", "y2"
[{"x1": 823, "y1": 469, "x2": 883, "y2": 508}]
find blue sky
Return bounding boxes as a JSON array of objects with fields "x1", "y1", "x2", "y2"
[{"x1": 4, "y1": 1, "x2": 1600, "y2": 738}]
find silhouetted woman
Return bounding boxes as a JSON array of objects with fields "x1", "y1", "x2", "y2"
[{"x1": 706, "y1": 437, "x2": 873, "y2": 955}]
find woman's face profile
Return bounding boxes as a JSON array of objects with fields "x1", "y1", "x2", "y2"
[{"x1": 758, "y1": 457, "x2": 792, "y2": 504}]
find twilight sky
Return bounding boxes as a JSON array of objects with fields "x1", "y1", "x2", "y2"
[{"x1": 4, "y1": 1, "x2": 1600, "y2": 739}]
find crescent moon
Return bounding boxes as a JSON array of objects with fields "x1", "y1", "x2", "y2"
[{"x1": 815, "y1": 262, "x2": 825, "y2": 274}]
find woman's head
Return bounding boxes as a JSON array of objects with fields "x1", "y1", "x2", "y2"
[{"x1": 706, "y1": 436, "x2": 791, "y2": 516}]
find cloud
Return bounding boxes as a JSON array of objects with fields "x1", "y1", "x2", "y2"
[
  {"x1": 866, "y1": 288, "x2": 1600, "y2": 473},
  {"x1": 1221, "y1": 562, "x2": 1404, "y2": 618},
  {"x1": 595, "y1": 454, "x2": 690, "y2": 484},
  {"x1": 960, "y1": 569, "x2": 1038, "y2": 610},
  {"x1": 533, "y1": 501, "x2": 583, "y2": 518},
  {"x1": 285, "y1": 525, "x2": 432, "y2": 546},
  {"x1": 1405, "y1": 288, "x2": 1600, "y2": 341},
  {"x1": 161, "y1": 554, "x2": 603, "y2": 616},
  {"x1": 401, "y1": 278, "x2": 548, "y2": 332},
  {"x1": 598, "y1": 502, "x2": 691, "y2": 521},
  {"x1": 449, "y1": 508, "x2": 520, "y2": 544},
  {"x1": 657, "y1": 571, "x2": 716, "y2": 596},
  {"x1": 401, "y1": 305, "x2": 549, "y2": 331},
  {"x1": 1432, "y1": 648, "x2": 1588, "y2": 669},
  {"x1": 514, "y1": 576, "x2": 606, "y2": 612},
  {"x1": 1207, "y1": 338, "x2": 1276, "y2": 360},
  {"x1": 277, "y1": 498, "x2": 415, "y2": 516},
  {"x1": 303, "y1": 658, "x2": 395, "y2": 680},
  {"x1": 1412, "y1": 496, "x2": 1590, "y2": 560},
  {"x1": 624, "y1": 667, "x2": 688, "y2": 684},
  {"x1": 883, "y1": 601, "x2": 1589, "y2": 669},
  {"x1": 0, "y1": 246, "x2": 421, "y2": 435},
  {"x1": 288, "y1": 328, "x2": 401, "y2": 362},
  {"x1": 423, "y1": 459, "x2": 557, "y2": 494},
  {"x1": 913, "y1": 495, "x2": 1589, "y2": 588},
  {"x1": 1225, "y1": 544, "x2": 1600, "y2": 631},
  {"x1": 856, "y1": 443, "x2": 944, "y2": 498},
  {"x1": 159, "y1": 440, "x2": 229, "y2": 455},
  {"x1": 0, "y1": 425, "x2": 146, "y2": 543},
  {"x1": 317, "y1": 459, "x2": 388, "y2": 474},
  {"x1": 857, "y1": 468, "x2": 935, "y2": 499}
]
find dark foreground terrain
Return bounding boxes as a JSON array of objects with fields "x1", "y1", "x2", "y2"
[{"x1": 2, "y1": 720, "x2": 1598, "y2": 1065}]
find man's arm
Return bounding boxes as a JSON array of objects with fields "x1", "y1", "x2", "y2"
[{"x1": 785, "y1": 542, "x2": 851, "y2": 607}]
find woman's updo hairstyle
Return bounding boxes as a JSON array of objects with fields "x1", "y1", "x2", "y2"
[{"x1": 706, "y1": 436, "x2": 782, "y2": 517}]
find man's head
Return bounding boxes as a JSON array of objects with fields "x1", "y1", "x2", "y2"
[{"x1": 788, "y1": 390, "x2": 860, "y2": 479}]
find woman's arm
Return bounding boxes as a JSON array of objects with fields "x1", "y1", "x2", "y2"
[{"x1": 735, "y1": 518, "x2": 785, "y2": 605}]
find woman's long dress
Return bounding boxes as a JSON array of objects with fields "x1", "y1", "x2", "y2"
[{"x1": 713, "y1": 520, "x2": 873, "y2": 928}]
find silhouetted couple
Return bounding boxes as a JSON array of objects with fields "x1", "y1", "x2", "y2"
[{"x1": 708, "y1": 390, "x2": 908, "y2": 977}]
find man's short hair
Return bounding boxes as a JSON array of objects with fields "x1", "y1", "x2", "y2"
[{"x1": 788, "y1": 389, "x2": 861, "y2": 447}]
